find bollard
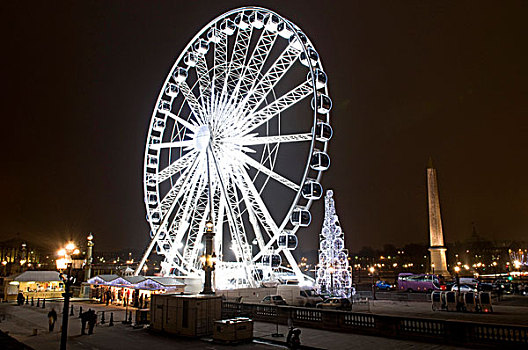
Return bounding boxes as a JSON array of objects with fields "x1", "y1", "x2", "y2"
[
  {"x1": 70, "y1": 304, "x2": 74, "y2": 316},
  {"x1": 79, "y1": 306, "x2": 83, "y2": 318},
  {"x1": 31, "y1": 297, "x2": 34, "y2": 306},
  {"x1": 36, "y1": 298, "x2": 40, "y2": 307},
  {"x1": 42, "y1": 299, "x2": 45, "y2": 308},
  {"x1": 101, "y1": 311, "x2": 105, "y2": 324},
  {"x1": 33, "y1": 328, "x2": 38, "y2": 336},
  {"x1": 109, "y1": 312, "x2": 114, "y2": 327}
]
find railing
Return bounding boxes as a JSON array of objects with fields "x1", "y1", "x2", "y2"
[{"x1": 222, "y1": 301, "x2": 528, "y2": 347}]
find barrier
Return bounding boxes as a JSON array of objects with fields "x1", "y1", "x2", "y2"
[{"x1": 222, "y1": 301, "x2": 528, "y2": 347}]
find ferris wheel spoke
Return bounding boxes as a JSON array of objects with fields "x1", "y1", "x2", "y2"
[
  {"x1": 223, "y1": 25, "x2": 253, "y2": 102},
  {"x1": 235, "y1": 30, "x2": 278, "y2": 102},
  {"x1": 195, "y1": 53, "x2": 212, "y2": 103},
  {"x1": 213, "y1": 30, "x2": 228, "y2": 98},
  {"x1": 214, "y1": 188, "x2": 226, "y2": 259},
  {"x1": 169, "y1": 166, "x2": 207, "y2": 250},
  {"x1": 209, "y1": 149, "x2": 252, "y2": 265},
  {"x1": 240, "y1": 81, "x2": 313, "y2": 135},
  {"x1": 235, "y1": 175, "x2": 270, "y2": 248},
  {"x1": 238, "y1": 152, "x2": 300, "y2": 192},
  {"x1": 178, "y1": 82, "x2": 207, "y2": 125},
  {"x1": 155, "y1": 150, "x2": 198, "y2": 183},
  {"x1": 159, "y1": 156, "x2": 201, "y2": 216},
  {"x1": 137, "y1": 156, "x2": 202, "y2": 276},
  {"x1": 233, "y1": 166, "x2": 282, "y2": 257},
  {"x1": 150, "y1": 140, "x2": 194, "y2": 151},
  {"x1": 241, "y1": 44, "x2": 302, "y2": 115},
  {"x1": 236, "y1": 133, "x2": 312, "y2": 146},
  {"x1": 166, "y1": 112, "x2": 199, "y2": 132},
  {"x1": 182, "y1": 190, "x2": 210, "y2": 270}
]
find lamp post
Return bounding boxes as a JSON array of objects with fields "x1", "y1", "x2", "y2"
[
  {"x1": 369, "y1": 266, "x2": 376, "y2": 300},
  {"x1": 85, "y1": 233, "x2": 94, "y2": 281},
  {"x1": 328, "y1": 265, "x2": 335, "y2": 297},
  {"x1": 201, "y1": 220, "x2": 216, "y2": 294},
  {"x1": 57, "y1": 242, "x2": 78, "y2": 350},
  {"x1": 454, "y1": 266, "x2": 461, "y2": 311},
  {"x1": 431, "y1": 262, "x2": 435, "y2": 275}
]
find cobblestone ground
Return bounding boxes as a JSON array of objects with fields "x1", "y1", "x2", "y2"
[{"x1": 3, "y1": 297, "x2": 525, "y2": 349}]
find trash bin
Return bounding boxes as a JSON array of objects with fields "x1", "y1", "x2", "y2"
[
  {"x1": 464, "y1": 292, "x2": 476, "y2": 312},
  {"x1": 478, "y1": 292, "x2": 493, "y2": 313},
  {"x1": 431, "y1": 291, "x2": 442, "y2": 311},
  {"x1": 445, "y1": 291, "x2": 457, "y2": 312}
]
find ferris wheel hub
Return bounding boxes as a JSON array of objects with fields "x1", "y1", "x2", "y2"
[{"x1": 194, "y1": 125, "x2": 211, "y2": 151}]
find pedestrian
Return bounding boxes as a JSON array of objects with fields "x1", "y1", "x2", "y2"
[
  {"x1": 286, "y1": 327, "x2": 301, "y2": 350},
  {"x1": 139, "y1": 294, "x2": 143, "y2": 309},
  {"x1": 80, "y1": 310, "x2": 89, "y2": 335},
  {"x1": 48, "y1": 308, "x2": 58, "y2": 332},
  {"x1": 17, "y1": 292, "x2": 25, "y2": 306},
  {"x1": 105, "y1": 290, "x2": 111, "y2": 306},
  {"x1": 88, "y1": 310, "x2": 96, "y2": 335}
]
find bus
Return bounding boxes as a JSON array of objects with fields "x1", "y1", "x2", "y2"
[{"x1": 397, "y1": 273, "x2": 442, "y2": 292}]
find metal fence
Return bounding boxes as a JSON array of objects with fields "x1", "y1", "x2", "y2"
[{"x1": 222, "y1": 302, "x2": 528, "y2": 347}]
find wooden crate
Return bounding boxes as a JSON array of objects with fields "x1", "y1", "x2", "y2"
[
  {"x1": 151, "y1": 294, "x2": 222, "y2": 337},
  {"x1": 213, "y1": 317, "x2": 254, "y2": 343}
]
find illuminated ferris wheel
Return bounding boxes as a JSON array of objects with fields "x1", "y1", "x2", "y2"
[{"x1": 137, "y1": 7, "x2": 332, "y2": 288}]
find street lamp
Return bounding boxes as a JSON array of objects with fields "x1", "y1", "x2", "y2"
[
  {"x1": 86, "y1": 233, "x2": 94, "y2": 281},
  {"x1": 56, "y1": 242, "x2": 78, "y2": 350},
  {"x1": 431, "y1": 262, "x2": 435, "y2": 275},
  {"x1": 454, "y1": 266, "x2": 461, "y2": 311},
  {"x1": 328, "y1": 265, "x2": 335, "y2": 297},
  {"x1": 369, "y1": 266, "x2": 376, "y2": 300},
  {"x1": 201, "y1": 220, "x2": 216, "y2": 294}
]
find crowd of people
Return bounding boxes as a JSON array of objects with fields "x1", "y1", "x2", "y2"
[{"x1": 93, "y1": 286, "x2": 151, "y2": 309}]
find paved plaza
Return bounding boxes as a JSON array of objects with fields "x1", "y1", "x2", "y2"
[
  {"x1": 349, "y1": 295, "x2": 528, "y2": 326},
  {"x1": 1, "y1": 297, "x2": 526, "y2": 349}
]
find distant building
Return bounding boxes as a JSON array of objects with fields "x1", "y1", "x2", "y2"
[{"x1": 0, "y1": 238, "x2": 52, "y2": 276}]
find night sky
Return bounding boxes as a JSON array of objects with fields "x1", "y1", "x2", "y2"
[{"x1": 2, "y1": 1, "x2": 527, "y2": 254}]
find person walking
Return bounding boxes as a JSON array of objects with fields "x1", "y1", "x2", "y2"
[
  {"x1": 17, "y1": 292, "x2": 25, "y2": 306},
  {"x1": 80, "y1": 310, "x2": 89, "y2": 335},
  {"x1": 48, "y1": 308, "x2": 58, "y2": 332},
  {"x1": 87, "y1": 310, "x2": 96, "y2": 335}
]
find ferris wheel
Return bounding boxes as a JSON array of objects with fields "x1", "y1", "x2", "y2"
[{"x1": 136, "y1": 7, "x2": 333, "y2": 288}]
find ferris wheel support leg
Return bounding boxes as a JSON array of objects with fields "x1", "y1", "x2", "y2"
[
  {"x1": 134, "y1": 238, "x2": 157, "y2": 276},
  {"x1": 282, "y1": 249, "x2": 311, "y2": 284}
]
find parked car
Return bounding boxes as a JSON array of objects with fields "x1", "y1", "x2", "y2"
[
  {"x1": 261, "y1": 295, "x2": 287, "y2": 305},
  {"x1": 451, "y1": 284, "x2": 477, "y2": 293},
  {"x1": 375, "y1": 280, "x2": 394, "y2": 290},
  {"x1": 478, "y1": 282, "x2": 495, "y2": 292},
  {"x1": 276, "y1": 285, "x2": 323, "y2": 307},
  {"x1": 316, "y1": 297, "x2": 351, "y2": 310}
]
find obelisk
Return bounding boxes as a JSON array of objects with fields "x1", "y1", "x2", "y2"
[{"x1": 427, "y1": 159, "x2": 450, "y2": 277}]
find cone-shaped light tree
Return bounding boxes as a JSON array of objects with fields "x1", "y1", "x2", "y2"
[{"x1": 315, "y1": 190, "x2": 353, "y2": 297}]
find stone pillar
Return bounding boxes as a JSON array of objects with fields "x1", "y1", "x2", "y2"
[{"x1": 427, "y1": 160, "x2": 450, "y2": 277}]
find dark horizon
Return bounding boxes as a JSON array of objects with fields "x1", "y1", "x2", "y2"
[{"x1": 1, "y1": 1, "x2": 527, "y2": 254}]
